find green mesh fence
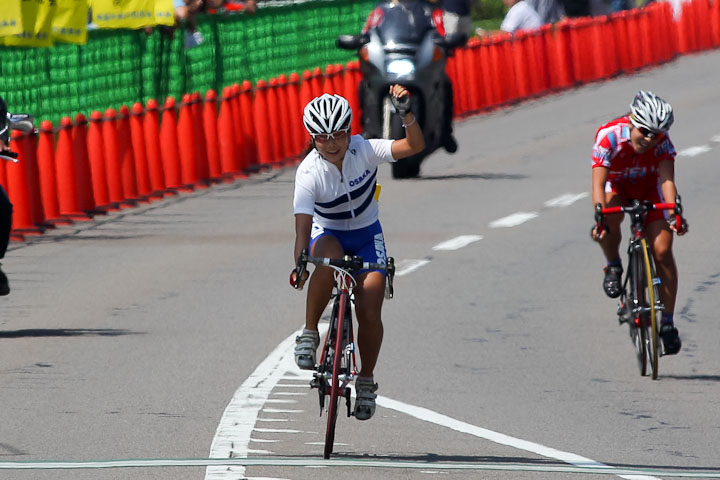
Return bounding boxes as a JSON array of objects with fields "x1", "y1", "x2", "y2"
[{"x1": 0, "y1": 0, "x2": 374, "y2": 124}]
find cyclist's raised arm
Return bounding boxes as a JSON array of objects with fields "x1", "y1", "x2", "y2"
[{"x1": 389, "y1": 84, "x2": 426, "y2": 160}]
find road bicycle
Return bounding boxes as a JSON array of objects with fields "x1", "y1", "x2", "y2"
[
  {"x1": 293, "y1": 248, "x2": 394, "y2": 458},
  {"x1": 595, "y1": 197, "x2": 682, "y2": 379}
]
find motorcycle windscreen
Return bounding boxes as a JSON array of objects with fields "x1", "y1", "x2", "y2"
[{"x1": 376, "y1": 2, "x2": 436, "y2": 46}]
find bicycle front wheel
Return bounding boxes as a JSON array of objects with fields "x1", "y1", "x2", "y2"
[
  {"x1": 628, "y1": 246, "x2": 649, "y2": 376},
  {"x1": 640, "y1": 238, "x2": 660, "y2": 379},
  {"x1": 324, "y1": 292, "x2": 348, "y2": 459}
]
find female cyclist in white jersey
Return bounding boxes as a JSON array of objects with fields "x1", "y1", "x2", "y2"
[{"x1": 290, "y1": 84, "x2": 425, "y2": 420}]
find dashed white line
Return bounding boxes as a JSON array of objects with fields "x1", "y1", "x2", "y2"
[
  {"x1": 395, "y1": 259, "x2": 430, "y2": 276},
  {"x1": 489, "y1": 212, "x2": 538, "y2": 228},
  {"x1": 432, "y1": 235, "x2": 483, "y2": 251},
  {"x1": 544, "y1": 192, "x2": 588, "y2": 208},
  {"x1": 253, "y1": 428, "x2": 302, "y2": 434},
  {"x1": 678, "y1": 145, "x2": 711, "y2": 157}
]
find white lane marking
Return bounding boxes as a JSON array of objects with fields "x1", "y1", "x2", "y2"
[
  {"x1": 395, "y1": 259, "x2": 430, "y2": 276},
  {"x1": 262, "y1": 409, "x2": 303, "y2": 414},
  {"x1": 678, "y1": 145, "x2": 711, "y2": 157},
  {"x1": 205, "y1": 331, "x2": 300, "y2": 480},
  {"x1": 271, "y1": 392, "x2": 305, "y2": 396},
  {"x1": 489, "y1": 212, "x2": 538, "y2": 228},
  {"x1": 375, "y1": 395, "x2": 659, "y2": 480},
  {"x1": 711, "y1": 135, "x2": 720, "y2": 143},
  {"x1": 264, "y1": 399, "x2": 297, "y2": 404},
  {"x1": 432, "y1": 235, "x2": 483, "y2": 251},
  {"x1": 249, "y1": 438, "x2": 279, "y2": 443},
  {"x1": 256, "y1": 418, "x2": 289, "y2": 422},
  {"x1": 253, "y1": 428, "x2": 302, "y2": 434},
  {"x1": 544, "y1": 192, "x2": 588, "y2": 208}
]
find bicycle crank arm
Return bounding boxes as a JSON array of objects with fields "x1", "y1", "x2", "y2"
[{"x1": 345, "y1": 387, "x2": 352, "y2": 417}]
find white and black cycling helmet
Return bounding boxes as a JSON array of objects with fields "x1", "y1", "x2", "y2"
[
  {"x1": 303, "y1": 94, "x2": 353, "y2": 136},
  {"x1": 629, "y1": 90, "x2": 674, "y2": 134}
]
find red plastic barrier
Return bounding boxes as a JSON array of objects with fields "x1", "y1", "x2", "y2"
[
  {"x1": 511, "y1": 30, "x2": 532, "y2": 99},
  {"x1": 344, "y1": 61, "x2": 362, "y2": 133},
  {"x1": 129, "y1": 103, "x2": 152, "y2": 199},
  {"x1": 160, "y1": 97, "x2": 183, "y2": 190},
  {"x1": 310, "y1": 67, "x2": 323, "y2": 98},
  {"x1": 218, "y1": 87, "x2": 240, "y2": 179},
  {"x1": 178, "y1": 94, "x2": 199, "y2": 187},
  {"x1": 56, "y1": 117, "x2": 88, "y2": 219},
  {"x1": 711, "y1": 0, "x2": 720, "y2": 46},
  {"x1": 143, "y1": 99, "x2": 167, "y2": 195},
  {"x1": 287, "y1": 72, "x2": 305, "y2": 155},
  {"x1": 87, "y1": 111, "x2": 112, "y2": 209},
  {"x1": 322, "y1": 64, "x2": 336, "y2": 94},
  {"x1": 239, "y1": 81, "x2": 257, "y2": 170},
  {"x1": 37, "y1": 120, "x2": 70, "y2": 224},
  {"x1": 6, "y1": 131, "x2": 43, "y2": 235},
  {"x1": 276, "y1": 75, "x2": 295, "y2": 162},
  {"x1": 551, "y1": 21, "x2": 575, "y2": 88},
  {"x1": 102, "y1": 109, "x2": 127, "y2": 205},
  {"x1": 191, "y1": 92, "x2": 210, "y2": 184},
  {"x1": 72, "y1": 114, "x2": 97, "y2": 212},
  {"x1": 454, "y1": 46, "x2": 472, "y2": 115},
  {"x1": 253, "y1": 79, "x2": 274, "y2": 166},
  {"x1": 117, "y1": 105, "x2": 139, "y2": 202},
  {"x1": 268, "y1": 78, "x2": 287, "y2": 163},
  {"x1": 203, "y1": 90, "x2": 223, "y2": 179}
]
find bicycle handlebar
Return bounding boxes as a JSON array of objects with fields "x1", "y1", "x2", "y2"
[
  {"x1": 593, "y1": 195, "x2": 686, "y2": 236},
  {"x1": 292, "y1": 248, "x2": 395, "y2": 295}
]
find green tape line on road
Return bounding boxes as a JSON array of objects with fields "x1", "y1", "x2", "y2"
[{"x1": 0, "y1": 457, "x2": 717, "y2": 477}]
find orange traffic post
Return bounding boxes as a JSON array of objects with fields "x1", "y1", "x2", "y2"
[
  {"x1": 191, "y1": 92, "x2": 210, "y2": 185},
  {"x1": 178, "y1": 94, "x2": 199, "y2": 188},
  {"x1": 6, "y1": 131, "x2": 44, "y2": 236},
  {"x1": 160, "y1": 97, "x2": 183, "y2": 190},
  {"x1": 129, "y1": 103, "x2": 152, "y2": 199},
  {"x1": 143, "y1": 99, "x2": 168, "y2": 196},
  {"x1": 56, "y1": 117, "x2": 90, "y2": 219},
  {"x1": 72, "y1": 114, "x2": 98, "y2": 214},
  {"x1": 117, "y1": 105, "x2": 139, "y2": 203},
  {"x1": 253, "y1": 79, "x2": 274, "y2": 167},
  {"x1": 37, "y1": 120, "x2": 71, "y2": 225},
  {"x1": 87, "y1": 111, "x2": 113, "y2": 210},
  {"x1": 102, "y1": 109, "x2": 128, "y2": 207},
  {"x1": 218, "y1": 87, "x2": 240, "y2": 180},
  {"x1": 239, "y1": 81, "x2": 257, "y2": 171},
  {"x1": 228, "y1": 83, "x2": 247, "y2": 173},
  {"x1": 276, "y1": 75, "x2": 295, "y2": 163},
  {"x1": 344, "y1": 62, "x2": 362, "y2": 134},
  {"x1": 203, "y1": 90, "x2": 223, "y2": 180},
  {"x1": 286, "y1": 72, "x2": 304, "y2": 157},
  {"x1": 268, "y1": 78, "x2": 287, "y2": 164},
  {"x1": 310, "y1": 67, "x2": 323, "y2": 98}
]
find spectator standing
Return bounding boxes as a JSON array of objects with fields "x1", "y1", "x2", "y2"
[
  {"x1": 500, "y1": 0, "x2": 542, "y2": 32},
  {"x1": 431, "y1": 0, "x2": 472, "y2": 36},
  {"x1": 526, "y1": 0, "x2": 566, "y2": 23}
]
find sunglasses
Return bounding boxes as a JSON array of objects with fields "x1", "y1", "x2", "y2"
[
  {"x1": 637, "y1": 126, "x2": 661, "y2": 139},
  {"x1": 312, "y1": 128, "x2": 350, "y2": 143}
]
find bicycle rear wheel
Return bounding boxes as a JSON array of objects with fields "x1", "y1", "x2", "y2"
[
  {"x1": 324, "y1": 292, "x2": 348, "y2": 459},
  {"x1": 640, "y1": 238, "x2": 660, "y2": 379}
]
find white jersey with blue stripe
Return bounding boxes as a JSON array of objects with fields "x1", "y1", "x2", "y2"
[{"x1": 293, "y1": 135, "x2": 395, "y2": 231}]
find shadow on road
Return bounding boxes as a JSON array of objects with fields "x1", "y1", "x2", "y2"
[
  {"x1": 411, "y1": 173, "x2": 529, "y2": 181},
  {"x1": 0, "y1": 328, "x2": 143, "y2": 338}
]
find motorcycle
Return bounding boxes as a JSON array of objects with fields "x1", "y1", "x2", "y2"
[{"x1": 337, "y1": 0, "x2": 466, "y2": 179}]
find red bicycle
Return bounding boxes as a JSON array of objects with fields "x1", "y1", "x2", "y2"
[
  {"x1": 293, "y1": 249, "x2": 394, "y2": 458},
  {"x1": 595, "y1": 197, "x2": 683, "y2": 379}
]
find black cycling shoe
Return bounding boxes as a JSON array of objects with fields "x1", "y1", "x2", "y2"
[
  {"x1": 443, "y1": 135, "x2": 458, "y2": 154},
  {"x1": 603, "y1": 265, "x2": 623, "y2": 298},
  {"x1": 660, "y1": 324, "x2": 682, "y2": 355},
  {"x1": 0, "y1": 264, "x2": 9, "y2": 296}
]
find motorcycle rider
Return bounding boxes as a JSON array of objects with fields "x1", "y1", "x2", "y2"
[
  {"x1": 0, "y1": 95, "x2": 34, "y2": 296},
  {"x1": 362, "y1": 0, "x2": 459, "y2": 153}
]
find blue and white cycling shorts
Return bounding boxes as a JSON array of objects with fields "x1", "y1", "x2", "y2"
[{"x1": 309, "y1": 220, "x2": 388, "y2": 274}]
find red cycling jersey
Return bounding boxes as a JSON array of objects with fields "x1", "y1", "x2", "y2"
[{"x1": 592, "y1": 115, "x2": 676, "y2": 222}]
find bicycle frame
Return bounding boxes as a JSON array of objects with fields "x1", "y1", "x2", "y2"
[
  {"x1": 598, "y1": 199, "x2": 676, "y2": 379},
  {"x1": 295, "y1": 249, "x2": 394, "y2": 458}
]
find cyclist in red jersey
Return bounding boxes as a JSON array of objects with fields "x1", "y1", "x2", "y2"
[{"x1": 590, "y1": 90, "x2": 687, "y2": 355}]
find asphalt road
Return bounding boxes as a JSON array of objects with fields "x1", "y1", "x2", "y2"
[{"x1": 1, "y1": 49, "x2": 719, "y2": 480}]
